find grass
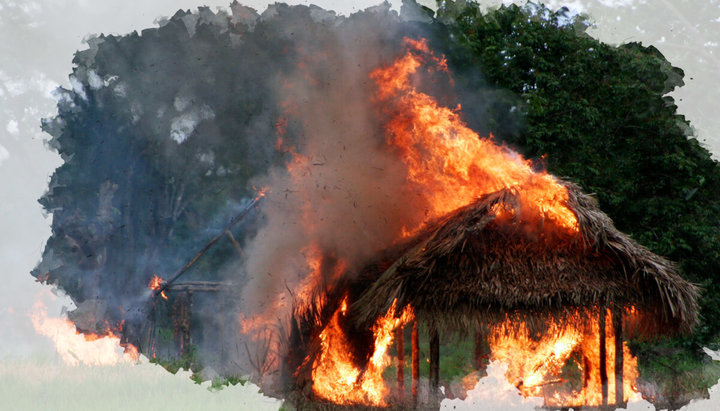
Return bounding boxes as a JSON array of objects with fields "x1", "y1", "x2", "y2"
[{"x1": 0, "y1": 355, "x2": 281, "y2": 411}]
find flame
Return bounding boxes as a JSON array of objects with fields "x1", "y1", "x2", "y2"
[
  {"x1": 274, "y1": 37, "x2": 625, "y2": 408},
  {"x1": 312, "y1": 298, "x2": 413, "y2": 406},
  {"x1": 148, "y1": 274, "x2": 168, "y2": 300},
  {"x1": 370, "y1": 37, "x2": 578, "y2": 235},
  {"x1": 488, "y1": 309, "x2": 639, "y2": 407},
  {"x1": 29, "y1": 301, "x2": 139, "y2": 366},
  {"x1": 361, "y1": 37, "x2": 637, "y2": 407},
  {"x1": 252, "y1": 185, "x2": 270, "y2": 200}
]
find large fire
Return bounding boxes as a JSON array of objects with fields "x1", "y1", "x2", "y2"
[
  {"x1": 490, "y1": 310, "x2": 640, "y2": 407},
  {"x1": 29, "y1": 301, "x2": 139, "y2": 366},
  {"x1": 370, "y1": 37, "x2": 578, "y2": 235},
  {"x1": 312, "y1": 298, "x2": 413, "y2": 406},
  {"x1": 287, "y1": 37, "x2": 638, "y2": 407}
]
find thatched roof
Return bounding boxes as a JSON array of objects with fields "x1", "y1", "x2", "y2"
[{"x1": 352, "y1": 183, "x2": 699, "y2": 337}]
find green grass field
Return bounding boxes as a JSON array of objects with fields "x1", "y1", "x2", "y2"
[
  {"x1": 4, "y1": 352, "x2": 719, "y2": 411},
  {"x1": 0, "y1": 356, "x2": 281, "y2": 411}
]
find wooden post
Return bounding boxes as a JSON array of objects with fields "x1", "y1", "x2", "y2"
[
  {"x1": 396, "y1": 325, "x2": 405, "y2": 401},
  {"x1": 583, "y1": 354, "x2": 591, "y2": 392},
  {"x1": 146, "y1": 301, "x2": 156, "y2": 358},
  {"x1": 474, "y1": 330, "x2": 490, "y2": 373},
  {"x1": 186, "y1": 290, "x2": 194, "y2": 351},
  {"x1": 613, "y1": 308, "x2": 624, "y2": 406},
  {"x1": 412, "y1": 320, "x2": 419, "y2": 407},
  {"x1": 429, "y1": 327, "x2": 440, "y2": 403},
  {"x1": 220, "y1": 291, "x2": 226, "y2": 362},
  {"x1": 599, "y1": 308, "x2": 608, "y2": 407},
  {"x1": 173, "y1": 295, "x2": 183, "y2": 357}
]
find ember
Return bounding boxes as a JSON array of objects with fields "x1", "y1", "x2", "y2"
[{"x1": 148, "y1": 274, "x2": 168, "y2": 300}]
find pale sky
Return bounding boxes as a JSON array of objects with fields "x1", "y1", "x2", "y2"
[{"x1": 1, "y1": 0, "x2": 719, "y2": 409}]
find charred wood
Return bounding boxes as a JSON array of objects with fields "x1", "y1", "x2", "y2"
[
  {"x1": 474, "y1": 330, "x2": 490, "y2": 374},
  {"x1": 396, "y1": 325, "x2": 405, "y2": 400},
  {"x1": 614, "y1": 308, "x2": 624, "y2": 406},
  {"x1": 599, "y1": 308, "x2": 608, "y2": 407},
  {"x1": 429, "y1": 327, "x2": 439, "y2": 403},
  {"x1": 155, "y1": 195, "x2": 262, "y2": 297},
  {"x1": 412, "y1": 320, "x2": 419, "y2": 408}
]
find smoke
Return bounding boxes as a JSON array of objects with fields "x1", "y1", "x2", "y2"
[
  {"x1": 35, "y1": 0, "x2": 452, "y2": 387},
  {"x1": 442, "y1": 352, "x2": 720, "y2": 411},
  {"x1": 440, "y1": 361, "x2": 544, "y2": 411},
  {"x1": 239, "y1": 3, "x2": 430, "y2": 323},
  {"x1": 28, "y1": 0, "x2": 720, "y2": 408}
]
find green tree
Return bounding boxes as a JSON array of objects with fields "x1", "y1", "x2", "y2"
[
  {"x1": 421, "y1": 0, "x2": 720, "y2": 404},
  {"x1": 430, "y1": 0, "x2": 720, "y2": 345},
  {"x1": 34, "y1": 5, "x2": 288, "y2": 342}
]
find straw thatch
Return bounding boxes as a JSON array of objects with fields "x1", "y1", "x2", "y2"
[{"x1": 352, "y1": 182, "x2": 699, "y2": 337}]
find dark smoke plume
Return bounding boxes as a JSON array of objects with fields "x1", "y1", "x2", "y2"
[{"x1": 34, "y1": 1, "x2": 469, "y2": 388}]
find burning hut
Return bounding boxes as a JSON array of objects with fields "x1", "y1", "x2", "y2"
[
  {"x1": 284, "y1": 182, "x2": 699, "y2": 409},
  {"x1": 278, "y1": 38, "x2": 700, "y2": 410},
  {"x1": 355, "y1": 181, "x2": 699, "y2": 332},
  {"x1": 345, "y1": 182, "x2": 698, "y2": 408}
]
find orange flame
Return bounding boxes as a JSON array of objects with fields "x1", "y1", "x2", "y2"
[
  {"x1": 278, "y1": 37, "x2": 627, "y2": 408},
  {"x1": 29, "y1": 301, "x2": 139, "y2": 366},
  {"x1": 489, "y1": 309, "x2": 639, "y2": 407},
  {"x1": 312, "y1": 299, "x2": 413, "y2": 406},
  {"x1": 148, "y1": 274, "x2": 168, "y2": 300},
  {"x1": 253, "y1": 185, "x2": 270, "y2": 200},
  {"x1": 370, "y1": 37, "x2": 578, "y2": 235}
]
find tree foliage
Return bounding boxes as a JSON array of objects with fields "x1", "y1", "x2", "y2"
[
  {"x1": 34, "y1": 4, "x2": 289, "y2": 333},
  {"x1": 428, "y1": 0, "x2": 720, "y2": 346}
]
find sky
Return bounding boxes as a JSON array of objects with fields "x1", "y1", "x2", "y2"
[{"x1": 1, "y1": 0, "x2": 719, "y2": 409}]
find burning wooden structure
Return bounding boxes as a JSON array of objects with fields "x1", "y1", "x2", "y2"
[
  {"x1": 129, "y1": 37, "x2": 698, "y2": 409},
  {"x1": 285, "y1": 182, "x2": 699, "y2": 409},
  {"x1": 356, "y1": 182, "x2": 698, "y2": 334},
  {"x1": 145, "y1": 281, "x2": 234, "y2": 367},
  {"x1": 268, "y1": 37, "x2": 703, "y2": 410}
]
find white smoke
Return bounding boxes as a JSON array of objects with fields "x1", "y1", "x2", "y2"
[
  {"x1": 442, "y1": 349, "x2": 720, "y2": 411},
  {"x1": 440, "y1": 361, "x2": 543, "y2": 411}
]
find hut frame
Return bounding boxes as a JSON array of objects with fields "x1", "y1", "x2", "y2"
[{"x1": 341, "y1": 183, "x2": 699, "y2": 408}]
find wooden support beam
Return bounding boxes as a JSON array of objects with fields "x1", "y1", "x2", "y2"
[
  {"x1": 474, "y1": 330, "x2": 490, "y2": 372},
  {"x1": 599, "y1": 308, "x2": 608, "y2": 407},
  {"x1": 429, "y1": 327, "x2": 440, "y2": 402},
  {"x1": 224, "y1": 229, "x2": 245, "y2": 257},
  {"x1": 187, "y1": 291, "x2": 194, "y2": 349},
  {"x1": 220, "y1": 291, "x2": 226, "y2": 362},
  {"x1": 173, "y1": 295, "x2": 184, "y2": 356},
  {"x1": 146, "y1": 301, "x2": 156, "y2": 358},
  {"x1": 167, "y1": 281, "x2": 232, "y2": 293},
  {"x1": 412, "y1": 320, "x2": 419, "y2": 407},
  {"x1": 155, "y1": 195, "x2": 262, "y2": 297},
  {"x1": 613, "y1": 308, "x2": 624, "y2": 406},
  {"x1": 396, "y1": 326, "x2": 405, "y2": 400},
  {"x1": 583, "y1": 354, "x2": 591, "y2": 393}
]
